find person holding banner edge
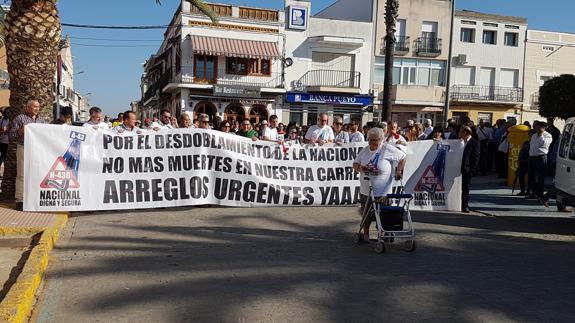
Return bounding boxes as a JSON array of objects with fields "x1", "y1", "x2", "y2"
[{"x1": 353, "y1": 127, "x2": 407, "y2": 242}]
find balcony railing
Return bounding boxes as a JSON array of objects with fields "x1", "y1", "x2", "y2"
[
  {"x1": 177, "y1": 66, "x2": 283, "y2": 88},
  {"x1": 450, "y1": 85, "x2": 523, "y2": 103},
  {"x1": 415, "y1": 37, "x2": 442, "y2": 56},
  {"x1": 297, "y1": 70, "x2": 361, "y2": 89},
  {"x1": 143, "y1": 68, "x2": 172, "y2": 103},
  {"x1": 382, "y1": 36, "x2": 410, "y2": 54}
]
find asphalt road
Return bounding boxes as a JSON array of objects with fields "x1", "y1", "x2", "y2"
[{"x1": 32, "y1": 206, "x2": 575, "y2": 323}]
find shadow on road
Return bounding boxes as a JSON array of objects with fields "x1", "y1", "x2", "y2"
[{"x1": 43, "y1": 209, "x2": 575, "y2": 323}]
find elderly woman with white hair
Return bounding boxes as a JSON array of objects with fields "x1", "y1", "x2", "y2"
[{"x1": 353, "y1": 127, "x2": 407, "y2": 242}]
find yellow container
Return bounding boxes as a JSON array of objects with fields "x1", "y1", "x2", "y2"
[{"x1": 507, "y1": 125, "x2": 531, "y2": 186}]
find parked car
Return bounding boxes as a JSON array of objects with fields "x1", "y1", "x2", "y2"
[{"x1": 555, "y1": 117, "x2": 575, "y2": 207}]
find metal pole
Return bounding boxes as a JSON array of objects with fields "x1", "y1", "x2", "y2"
[{"x1": 442, "y1": 0, "x2": 456, "y2": 126}]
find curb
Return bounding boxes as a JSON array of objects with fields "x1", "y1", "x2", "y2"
[{"x1": 0, "y1": 213, "x2": 68, "y2": 323}]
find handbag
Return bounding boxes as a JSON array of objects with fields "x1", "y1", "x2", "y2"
[{"x1": 498, "y1": 137, "x2": 509, "y2": 153}]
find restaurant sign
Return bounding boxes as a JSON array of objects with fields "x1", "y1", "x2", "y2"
[{"x1": 214, "y1": 85, "x2": 261, "y2": 98}]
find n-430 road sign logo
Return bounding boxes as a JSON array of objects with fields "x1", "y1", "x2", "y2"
[
  {"x1": 414, "y1": 143, "x2": 450, "y2": 193},
  {"x1": 40, "y1": 131, "x2": 85, "y2": 191}
]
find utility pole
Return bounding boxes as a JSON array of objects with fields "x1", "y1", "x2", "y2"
[{"x1": 442, "y1": 0, "x2": 456, "y2": 126}]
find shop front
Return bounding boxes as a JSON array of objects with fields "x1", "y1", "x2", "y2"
[{"x1": 285, "y1": 92, "x2": 373, "y2": 126}]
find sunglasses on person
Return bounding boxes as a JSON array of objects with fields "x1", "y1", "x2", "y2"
[
  {"x1": 200, "y1": 120, "x2": 209, "y2": 124},
  {"x1": 334, "y1": 122, "x2": 343, "y2": 125},
  {"x1": 223, "y1": 124, "x2": 231, "y2": 128}
]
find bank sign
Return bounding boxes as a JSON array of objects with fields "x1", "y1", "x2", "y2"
[{"x1": 286, "y1": 93, "x2": 373, "y2": 106}]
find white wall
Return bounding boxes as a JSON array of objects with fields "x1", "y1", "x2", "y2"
[
  {"x1": 451, "y1": 15, "x2": 527, "y2": 89},
  {"x1": 283, "y1": 0, "x2": 374, "y2": 94}
]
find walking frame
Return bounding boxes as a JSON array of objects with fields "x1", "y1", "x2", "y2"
[{"x1": 354, "y1": 177, "x2": 417, "y2": 254}]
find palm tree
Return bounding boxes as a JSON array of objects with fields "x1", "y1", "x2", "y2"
[
  {"x1": 0, "y1": 0, "x2": 216, "y2": 200},
  {"x1": 382, "y1": 0, "x2": 399, "y2": 122}
]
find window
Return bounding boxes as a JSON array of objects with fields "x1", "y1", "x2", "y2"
[
  {"x1": 559, "y1": 124, "x2": 572, "y2": 159},
  {"x1": 483, "y1": 22, "x2": 498, "y2": 27},
  {"x1": 460, "y1": 28, "x2": 475, "y2": 43},
  {"x1": 461, "y1": 20, "x2": 476, "y2": 25},
  {"x1": 542, "y1": 46, "x2": 554, "y2": 52},
  {"x1": 374, "y1": 57, "x2": 445, "y2": 86},
  {"x1": 194, "y1": 55, "x2": 217, "y2": 83},
  {"x1": 505, "y1": 24, "x2": 520, "y2": 30},
  {"x1": 483, "y1": 30, "x2": 497, "y2": 44},
  {"x1": 504, "y1": 32, "x2": 518, "y2": 46},
  {"x1": 477, "y1": 112, "x2": 493, "y2": 124},
  {"x1": 226, "y1": 57, "x2": 271, "y2": 76}
]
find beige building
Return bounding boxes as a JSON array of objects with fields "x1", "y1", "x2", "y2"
[
  {"x1": 449, "y1": 10, "x2": 527, "y2": 125},
  {"x1": 523, "y1": 29, "x2": 575, "y2": 127},
  {"x1": 373, "y1": 0, "x2": 452, "y2": 126}
]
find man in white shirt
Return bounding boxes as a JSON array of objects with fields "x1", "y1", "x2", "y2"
[
  {"x1": 114, "y1": 111, "x2": 142, "y2": 134},
  {"x1": 149, "y1": 109, "x2": 174, "y2": 131},
  {"x1": 305, "y1": 112, "x2": 334, "y2": 145},
  {"x1": 527, "y1": 121, "x2": 553, "y2": 200},
  {"x1": 348, "y1": 118, "x2": 365, "y2": 143},
  {"x1": 83, "y1": 106, "x2": 109, "y2": 130},
  {"x1": 263, "y1": 115, "x2": 282, "y2": 142}
]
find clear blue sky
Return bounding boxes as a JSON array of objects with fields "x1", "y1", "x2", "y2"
[{"x1": 58, "y1": 0, "x2": 575, "y2": 117}]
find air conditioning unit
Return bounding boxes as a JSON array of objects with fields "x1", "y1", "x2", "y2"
[{"x1": 457, "y1": 54, "x2": 468, "y2": 65}]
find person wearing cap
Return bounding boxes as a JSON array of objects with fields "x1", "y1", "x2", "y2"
[
  {"x1": 52, "y1": 106, "x2": 73, "y2": 125},
  {"x1": 526, "y1": 121, "x2": 552, "y2": 200},
  {"x1": 198, "y1": 113, "x2": 210, "y2": 129},
  {"x1": 83, "y1": 106, "x2": 109, "y2": 130},
  {"x1": 259, "y1": 119, "x2": 269, "y2": 139}
]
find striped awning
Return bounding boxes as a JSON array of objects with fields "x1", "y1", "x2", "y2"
[{"x1": 191, "y1": 35, "x2": 280, "y2": 60}]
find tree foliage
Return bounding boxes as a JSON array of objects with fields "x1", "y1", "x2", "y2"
[
  {"x1": 539, "y1": 74, "x2": 575, "y2": 120},
  {"x1": 156, "y1": 0, "x2": 218, "y2": 22}
]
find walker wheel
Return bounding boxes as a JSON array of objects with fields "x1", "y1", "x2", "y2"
[
  {"x1": 404, "y1": 240, "x2": 417, "y2": 252},
  {"x1": 353, "y1": 233, "x2": 362, "y2": 245},
  {"x1": 374, "y1": 242, "x2": 386, "y2": 254}
]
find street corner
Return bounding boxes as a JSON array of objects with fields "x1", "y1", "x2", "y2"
[{"x1": 0, "y1": 207, "x2": 68, "y2": 323}]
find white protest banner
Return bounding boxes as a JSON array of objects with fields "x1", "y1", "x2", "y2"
[{"x1": 24, "y1": 124, "x2": 463, "y2": 212}]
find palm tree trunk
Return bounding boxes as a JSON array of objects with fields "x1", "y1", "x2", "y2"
[
  {"x1": 382, "y1": 0, "x2": 399, "y2": 122},
  {"x1": 1, "y1": 0, "x2": 61, "y2": 200}
]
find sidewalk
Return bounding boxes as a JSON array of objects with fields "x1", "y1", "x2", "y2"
[
  {"x1": 0, "y1": 206, "x2": 67, "y2": 323},
  {"x1": 470, "y1": 174, "x2": 572, "y2": 217}
]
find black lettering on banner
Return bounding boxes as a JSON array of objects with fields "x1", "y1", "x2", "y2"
[
  {"x1": 103, "y1": 180, "x2": 119, "y2": 204},
  {"x1": 164, "y1": 178, "x2": 178, "y2": 201},
  {"x1": 243, "y1": 181, "x2": 257, "y2": 203},
  {"x1": 135, "y1": 179, "x2": 151, "y2": 202},
  {"x1": 155, "y1": 135, "x2": 164, "y2": 149},
  {"x1": 104, "y1": 135, "x2": 134, "y2": 150},
  {"x1": 152, "y1": 179, "x2": 163, "y2": 201},
  {"x1": 102, "y1": 158, "x2": 124, "y2": 174},
  {"x1": 119, "y1": 180, "x2": 135, "y2": 203},
  {"x1": 291, "y1": 149, "x2": 307, "y2": 161},
  {"x1": 267, "y1": 184, "x2": 281, "y2": 204},
  {"x1": 302, "y1": 187, "x2": 314, "y2": 205},
  {"x1": 103, "y1": 134, "x2": 113, "y2": 149},
  {"x1": 137, "y1": 135, "x2": 153, "y2": 150},
  {"x1": 235, "y1": 160, "x2": 252, "y2": 175}
]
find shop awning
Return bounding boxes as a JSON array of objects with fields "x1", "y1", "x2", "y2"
[
  {"x1": 191, "y1": 35, "x2": 280, "y2": 60},
  {"x1": 421, "y1": 107, "x2": 444, "y2": 112}
]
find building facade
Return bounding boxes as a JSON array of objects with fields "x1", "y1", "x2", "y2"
[
  {"x1": 284, "y1": 0, "x2": 374, "y2": 126},
  {"x1": 449, "y1": 10, "x2": 527, "y2": 125},
  {"x1": 56, "y1": 36, "x2": 89, "y2": 121},
  {"x1": 373, "y1": 0, "x2": 452, "y2": 126},
  {"x1": 522, "y1": 29, "x2": 575, "y2": 126},
  {"x1": 140, "y1": 0, "x2": 374, "y2": 125},
  {"x1": 141, "y1": 1, "x2": 286, "y2": 124}
]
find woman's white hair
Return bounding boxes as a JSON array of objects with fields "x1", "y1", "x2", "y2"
[{"x1": 367, "y1": 127, "x2": 384, "y2": 141}]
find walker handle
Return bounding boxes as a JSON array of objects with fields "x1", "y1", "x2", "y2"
[{"x1": 386, "y1": 194, "x2": 413, "y2": 199}]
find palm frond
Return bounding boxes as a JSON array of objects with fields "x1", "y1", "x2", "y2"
[
  {"x1": 0, "y1": 5, "x2": 5, "y2": 48},
  {"x1": 156, "y1": 0, "x2": 218, "y2": 23}
]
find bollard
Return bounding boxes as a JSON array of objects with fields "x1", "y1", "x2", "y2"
[{"x1": 507, "y1": 125, "x2": 531, "y2": 187}]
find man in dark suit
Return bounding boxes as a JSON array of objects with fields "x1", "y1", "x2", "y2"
[{"x1": 460, "y1": 126, "x2": 480, "y2": 213}]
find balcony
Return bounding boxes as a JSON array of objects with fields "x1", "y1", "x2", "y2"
[
  {"x1": 178, "y1": 66, "x2": 283, "y2": 89},
  {"x1": 450, "y1": 85, "x2": 524, "y2": 103},
  {"x1": 381, "y1": 36, "x2": 410, "y2": 55},
  {"x1": 143, "y1": 68, "x2": 172, "y2": 103},
  {"x1": 415, "y1": 37, "x2": 442, "y2": 57},
  {"x1": 390, "y1": 84, "x2": 445, "y2": 105},
  {"x1": 296, "y1": 70, "x2": 361, "y2": 94}
]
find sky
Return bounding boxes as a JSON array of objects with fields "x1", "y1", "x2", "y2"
[{"x1": 57, "y1": 0, "x2": 575, "y2": 117}]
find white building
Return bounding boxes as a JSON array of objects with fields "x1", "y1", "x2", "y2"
[
  {"x1": 140, "y1": 0, "x2": 374, "y2": 125},
  {"x1": 283, "y1": 0, "x2": 374, "y2": 125},
  {"x1": 56, "y1": 36, "x2": 90, "y2": 121},
  {"x1": 449, "y1": 10, "x2": 527, "y2": 124}
]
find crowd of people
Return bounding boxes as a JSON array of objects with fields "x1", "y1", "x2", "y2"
[{"x1": 0, "y1": 99, "x2": 569, "y2": 215}]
